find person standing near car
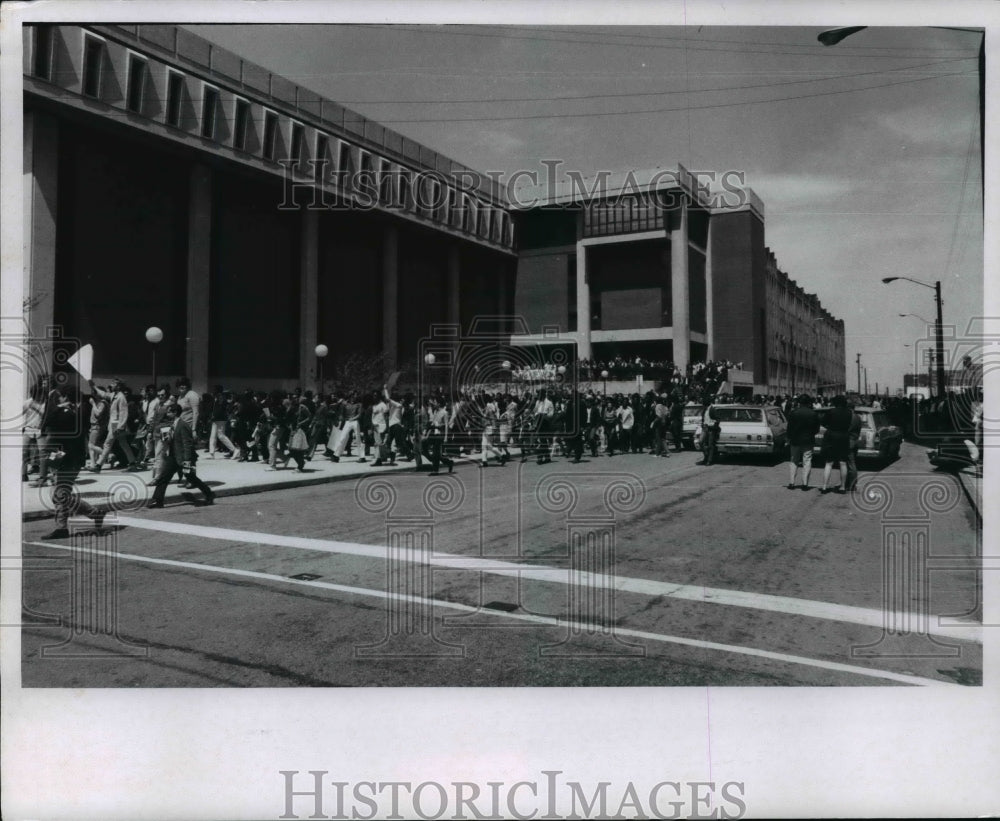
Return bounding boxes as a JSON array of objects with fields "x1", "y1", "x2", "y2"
[
  {"x1": 845, "y1": 402, "x2": 863, "y2": 492},
  {"x1": 701, "y1": 402, "x2": 721, "y2": 466},
  {"x1": 820, "y1": 394, "x2": 853, "y2": 494},
  {"x1": 786, "y1": 394, "x2": 820, "y2": 490}
]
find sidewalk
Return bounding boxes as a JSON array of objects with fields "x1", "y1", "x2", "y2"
[
  {"x1": 20, "y1": 450, "x2": 460, "y2": 522},
  {"x1": 952, "y1": 462, "x2": 983, "y2": 524}
]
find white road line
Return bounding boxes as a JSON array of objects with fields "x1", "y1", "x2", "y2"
[
  {"x1": 100, "y1": 516, "x2": 983, "y2": 644},
  {"x1": 24, "y1": 541, "x2": 955, "y2": 688}
]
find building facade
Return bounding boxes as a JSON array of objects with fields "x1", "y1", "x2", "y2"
[
  {"x1": 509, "y1": 170, "x2": 847, "y2": 395},
  {"x1": 22, "y1": 23, "x2": 846, "y2": 396},
  {"x1": 23, "y1": 23, "x2": 515, "y2": 391}
]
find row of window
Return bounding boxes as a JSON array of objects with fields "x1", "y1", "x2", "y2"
[{"x1": 30, "y1": 25, "x2": 513, "y2": 247}]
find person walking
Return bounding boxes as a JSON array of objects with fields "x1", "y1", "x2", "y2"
[
  {"x1": 89, "y1": 378, "x2": 141, "y2": 472},
  {"x1": 422, "y1": 396, "x2": 453, "y2": 475},
  {"x1": 285, "y1": 395, "x2": 311, "y2": 472},
  {"x1": 39, "y1": 385, "x2": 107, "y2": 540},
  {"x1": 786, "y1": 394, "x2": 820, "y2": 490},
  {"x1": 208, "y1": 390, "x2": 240, "y2": 459},
  {"x1": 148, "y1": 402, "x2": 214, "y2": 508}
]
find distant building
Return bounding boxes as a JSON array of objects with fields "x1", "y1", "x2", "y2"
[{"x1": 509, "y1": 169, "x2": 846, "y2": 395}]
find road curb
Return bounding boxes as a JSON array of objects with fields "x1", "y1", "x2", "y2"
[
  {"x1": 952, "y1": 467, "x2": 982, "y2": 525},
  {"x1": 19, "y1": 462, "x2": 423, "y2": 522}
]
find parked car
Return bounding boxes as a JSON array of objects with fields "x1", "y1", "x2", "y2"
[
  {"x1": 681, "y1": 404, "x2": 704, "y2": 449},
  {"x1": 696, "y1": 404, "x2": 788, "y2": 458},
  {"x1": 814, "y1": 406, "x2": 902, "y2": 464},
  {"x1": 927, "y1": 437, "x2": 978, "y2": 471}
]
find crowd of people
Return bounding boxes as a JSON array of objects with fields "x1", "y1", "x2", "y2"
[{"x1": 22, "y1": 362, "x2": 981, "y2": 538}]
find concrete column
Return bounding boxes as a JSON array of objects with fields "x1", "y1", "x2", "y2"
[
  {"x1": 186, "y1": 164, "x2": 212, "y2": 393},
  {"x1": 705, "y1": 215, "x2": 714, "y2": 360},
  {"x1": 23, "y1": 110, "x2": 59, "y2": 345},
  {"x1": 381, "y1": 224, "x2": 399, "y2": 370},
  {"x1": 447, "y1": 245, "x2": 461, "y2": 331},
  {"x1": 669, "y1": 200, "x2": 690, "y2": 373},
  {"x1": 299, "y1": 209, "x2": 319, "y2": 388},
  {"x1": 575, "y1": 241, "x2": 591, "y2": 359},
  {"x1": 497, "y1": 261, "x2": 509, "y2": 327}
]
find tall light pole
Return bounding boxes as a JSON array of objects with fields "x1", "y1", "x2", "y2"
[
  {"x1": 856, "y1": 352, "x2": 862, "y2": 395},
  {"x1": 145, "y1": 326, "x2": 163, "y2": 389},
  {"x1": 883, "y1": 276, "x2": 945, "y2": 397}
]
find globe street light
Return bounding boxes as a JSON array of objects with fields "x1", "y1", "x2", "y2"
[
  {"x1": 145, "y1": 326, "x2": 163, "y2": 389},
  {"x1": 883, "y1": 276, "x2": 945, "y2": 397},
  {"x1": 601, "y1": 369, "x2": 609, "y2": 396},
  {"x1": 315, "y1": 344, "x2": 328, "y2": 394}
]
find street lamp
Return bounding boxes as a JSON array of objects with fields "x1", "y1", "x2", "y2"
[
  {"x1": 145, "y1": 326, "x2": 163, "y2": 389},
  {"x1": 883, "y1": 276, "x2": 945, "y2": 397},
  {"x1": 601, "y1": 369, "x2": 609, "y2": 396},
  {"x1": 314, "y1": 344, "x2": 328, "y2": 394}
]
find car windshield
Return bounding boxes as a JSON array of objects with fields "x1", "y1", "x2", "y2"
[{"x1": 713, "y1": 407, "x2": 763, "y2": 423}]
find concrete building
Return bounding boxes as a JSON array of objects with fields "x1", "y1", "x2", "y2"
[
  {"x1": 23, "y1": 23, "x2": 515, "y2": 391},
  {"x1": 22, "y1": 23, "x2": 846, "y2": 396},
  {"x1": 509, "y1": 168, "x2": 846, "y2": 395}
]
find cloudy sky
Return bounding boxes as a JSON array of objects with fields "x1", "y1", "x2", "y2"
[{"x1": 189, "y1": 22, "x2": 984, "y2": 394}]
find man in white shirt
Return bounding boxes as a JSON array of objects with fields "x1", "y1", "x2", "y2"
[
  {"x1": 370, "y1": 392, "x2": 389, "y2": 466},
  {"x1": 89, "y1": 378, "x2": 141, "y2": 472},
  {"x1": 531, "y1": 389, "x2": 555, "y2": 464}
]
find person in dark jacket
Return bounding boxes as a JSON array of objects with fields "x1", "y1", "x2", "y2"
[
  {"x1": 820, "y1": 395, "x2": 853, "y2": 494},
  {"x1": 148, "y1": 403, "x2": 214, "y2": 508},
  {"x1": 40, "y1": 385, "x2": 107, "y2": 539},
  {"x1": 786, "y1": 394, "x2": 820, "y2": 490}
]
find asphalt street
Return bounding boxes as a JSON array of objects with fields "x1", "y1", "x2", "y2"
[{"x1": 21, "y1": 444, "x2": 982, "y2": 687}]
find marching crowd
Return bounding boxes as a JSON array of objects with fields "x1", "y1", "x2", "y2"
[{"x1": 22, "y1": 358, "x2": 977, "y2": 539}]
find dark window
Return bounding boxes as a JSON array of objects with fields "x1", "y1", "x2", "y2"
[
  {"x1": 262, "y1": 111, "x2": 278, "y2": 160},
  {"x1": 82, "y1": 37, "x2": 104, "y2": 98},
  {"x1": 291, "y1": 123, "x2": 305, "y2": 167},
  {"x1": 33, "y1": 25, "x2": 54, "y2": 80},
  {"x1": 567, "y1": 254, "x2": 578, "y2": 332},
  {"x1": 126, "y1": 54, "x2": 147, "y2": 113},
  {"x1": 314, "y1": 134, "x2": 328, "y2": 181},
  {"x1": 166, "y1": 72, "x2": 184, "y2": 127},
  {"x1": 233, "y1": 98, "x2": 251, "y2": 151},
  {"x1": 201, "y1": 86, "x2": 220, "y2": 140},
  {"x1": 398, "y1": 172, "x2": 411, "y2": 210}
]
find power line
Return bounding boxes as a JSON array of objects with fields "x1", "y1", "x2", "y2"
[
  {"x1": 355, "y1": 23, "x2": 978, "y2": 60},
  {"x1": 373, "y1": 70, "x2": 974, "y2": 124},
  {"x1": 327, "y1": 57, "x2": 972, "y2": 105}
]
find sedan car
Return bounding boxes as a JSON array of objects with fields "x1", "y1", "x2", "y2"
[{"x1": 697, "y1": 404, "x2": 788, "y2": 458}]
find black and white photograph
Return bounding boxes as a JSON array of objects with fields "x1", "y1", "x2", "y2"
[{"x1": 2, "y1": 1, "x2": 997, "y2": 818}]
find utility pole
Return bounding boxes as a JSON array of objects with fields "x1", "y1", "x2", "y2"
[
  {"x1": 856, "y1": 353, "x2": 861, "y2": 395},
  {"x1": 864, "y1": 367, "x2": 869, "y2": 396}
]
